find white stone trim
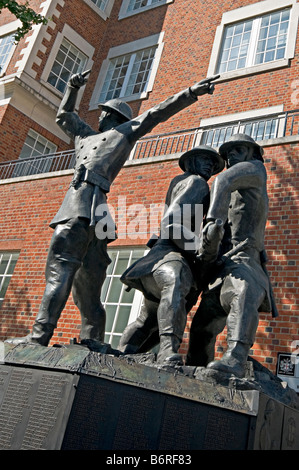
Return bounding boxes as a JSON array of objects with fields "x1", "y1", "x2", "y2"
[
  {"x1": 207, "y1": 0, "x2": 299, "y2": 81},
  {"x1": 15, "y1": 0, "x2": 65, "y2": 78}
]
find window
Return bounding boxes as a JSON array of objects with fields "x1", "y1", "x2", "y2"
[
  {"x1": 20, "y1": 130, "x2": 57, "y2": 159},
  {"x1": 201, "y1": 117, "x2": 279, "y2": 148},
  {"x1": 128, "y1": 0, "x2": 164, "y2": 11},
  {"x1": 83, "y1": 0, "x2": 114, "y2": 19},
  {"x1": 199, "y1": 105, "x2": 284, "y2": 149},
  {"x1": 99, "y1": 46, "x2": 157, "y2": 102},
  {"x1": 13, "y1": 130, "x2": 57, "y2": 176},
  {"x1": 102, "y1": 248, "x2": 147, "y2": 348},
  {"x1": 208, "y1": 0, "x2": 299, "y2": 80},
  {"x1": 0, "y1": 252, "x2": 19, "y2": 308},
  {"x1": 218, "y1": 9, "x2": 290, "y2": 73},
  {"x1": 47, "y1": 38, "x2": 88, "y2": 94},
  {"x1": 41, "y1": 25, "x2": 94, "y2": 107},
  {"x1": 90, "y1": 0, "x2": 109, "y2": 9},
  {"x1": 119, "y1": 0, "x2": 173, "y2": 18},
  {"x1": 90, "y1": 33, "x2": 164, "y2": 107},
  {"x1": 0, "y1": 32, "x2": 15, "y2": 75}
]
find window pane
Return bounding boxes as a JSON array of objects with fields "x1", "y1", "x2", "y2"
[
  {"x1": 114, "y1": 306, "x2": 132, "y2": 333},
  {"x1": 254, "y1": 9, "x2": 290, "y2": 65},
  {"x1": 0, "y1": 252, "x2": 19, "y2": 304},
  {"x1": 217, "y1": 20, "x2": 252, "y2": 73},
  {"x1": 120, "y1": 286, "x2": 135, "y2": 304},
  {"x1": 106, "y1": 277, "x2": 122, "y2": 302},
  {"x1": 105, "y1": 304, "x2": 117, "y2": 331},
  {"x1": 0, "y1": 33, "x2": 14, "y2": 72}
]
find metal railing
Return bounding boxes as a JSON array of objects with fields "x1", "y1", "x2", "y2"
[
  {"x1": 0, "y1": 149, "x2": 76, "y2": 180},
  {"x1": 1, "y1": 109, "x2": 299, "y2": 180}
]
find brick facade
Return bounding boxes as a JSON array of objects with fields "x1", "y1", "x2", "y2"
[{"x1": 0, "y1": 0, "x2": 298, "y2": 375}]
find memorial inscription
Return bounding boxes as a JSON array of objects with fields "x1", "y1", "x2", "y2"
[
  {"x1": 0, "y1": 365, "x2": 77, "y2": 450},
  {"x1": 61, "y1": 373, "x2": 253, "y2": 450}
]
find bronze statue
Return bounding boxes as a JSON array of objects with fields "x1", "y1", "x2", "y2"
[
  {"x1": 119, "y1": 146, "x2": 224, "y2": 365},
  {"x1": 7, "y1": 71, "x2": 219, "y2": 347},
  {"x1": 186, "y1": 134, "x2": 277, "y2": 378}
]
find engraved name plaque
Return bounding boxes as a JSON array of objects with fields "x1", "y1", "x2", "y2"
[
  {"x1": 61, "y1": 374, "x2": 250, "y2": 450},
  {"x1": 0, "y1": 365, "x2": 78, "y2": 450}
]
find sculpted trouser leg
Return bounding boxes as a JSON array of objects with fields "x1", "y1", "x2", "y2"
[
  {"x1": 118, "y1": 298, "x2": 159, "y2": 353},
  {"x1": 186, "y1": 288, "x2": 227, "y2": 366},
  {"x1": 151, "y1": 261, "x2": 194, "y2": 364},
  {"x1": 72, "y1": 236, "x2": 110, "y2": 342},
  {"x1": 220, "y1": 273, "x2": 266, "y2": 345},
  {"x1": 32, "y1": 217, "x2": 92, "y2": 345},
  {"x1": 206, "y1": 272, "x2": 267, "y2": 377}
]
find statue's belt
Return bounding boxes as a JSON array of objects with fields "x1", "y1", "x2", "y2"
[{"x1": 71, "y1": 164, "x2": 111, "y2": 193}]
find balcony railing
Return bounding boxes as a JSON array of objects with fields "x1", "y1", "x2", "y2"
[
  {"x1": 1, "y1": 109, "x2": 299, "y2": 180},
  {"x1": 0, "y1": 149, "x2": 76, "y2": 180}
]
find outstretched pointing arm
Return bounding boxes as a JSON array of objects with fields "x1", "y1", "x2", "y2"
[{"x1": 128, "y1": 75, "x2": 220, "y2": 142}]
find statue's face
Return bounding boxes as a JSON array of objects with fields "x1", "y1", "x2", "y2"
[
  {"x1": 98, "y1": 109, "x2": 125, "y2": 132},
  {"x1": 226, "y1": 144, "x2": 254, "y2": 167},
  {"x1": 186, "y1": 155, "x2": 215, "y2": 180}
]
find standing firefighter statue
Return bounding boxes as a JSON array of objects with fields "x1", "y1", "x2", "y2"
[
  {"x1": 186, "y1": 134, "x2": 278, "y2": 378},
  {"x1": 7, "y1": 71, "x2": 219, "y2": 347}
]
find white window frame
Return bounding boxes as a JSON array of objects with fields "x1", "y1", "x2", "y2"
[
  {"x1": 0, "y1": 20, "x2": 20, "y2": 78},
  {"x1": 102, "y1": 247, "x2": 148, "y2": 348},
  {"x1": 83, "y1": 0, "x2": 115, "y2": 20},
  {"x1": 207, "y1": 0, "x2": 299, "y2": 81},
  {"x1": 89, "y1": 32, "x2": 164, "y2": 109},
  {"x1": 40, "y1": 24, "x2": 94, "y2": 103},
  {"x1": 119, "y1": 0, "x2": 173, "y2": 19},
  {"x1": 0, "y1": 252, "x2": 19, "y2": 308}
]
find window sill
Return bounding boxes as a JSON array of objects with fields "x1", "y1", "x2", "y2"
[{"x1": 213, "y1": 58, "x2": 290, "y2": 83}]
